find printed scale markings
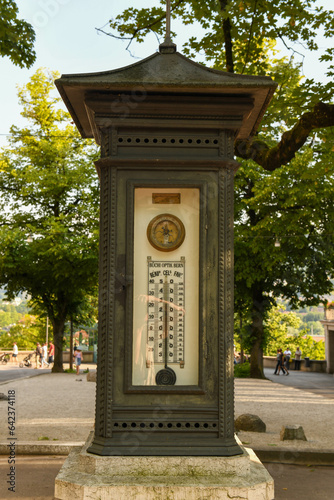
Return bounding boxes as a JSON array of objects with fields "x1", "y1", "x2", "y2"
[{"x1": 147, "y1": 258, "x2": 185, "y2": 368}]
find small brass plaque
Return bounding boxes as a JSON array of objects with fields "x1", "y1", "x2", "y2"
[{"x1": 152, "y1": 193, "x2": 180, "y2": 204}]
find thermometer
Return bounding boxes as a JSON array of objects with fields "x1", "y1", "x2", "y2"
[{"x1": 146, "y1": 257, "x2": 185, "y2": 385}]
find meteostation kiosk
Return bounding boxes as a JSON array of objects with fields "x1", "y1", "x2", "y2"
[{"x1": 55, "y1": 4, "x2": 277, "y2": 498}]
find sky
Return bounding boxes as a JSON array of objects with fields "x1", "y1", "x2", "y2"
[{"x1": 0, "y1": 0, "x2": 332, "y2": 147}]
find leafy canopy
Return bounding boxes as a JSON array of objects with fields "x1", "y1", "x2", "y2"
[
  {"x1": 0, "y1": 0, "x2": 36, "y2": 68},
  {"x1": 107, "y1": 1, "x2": 334, "y2": 80},
  {"x1": 0, "y1": 314, "x2": 48, "y2": 350},
  {"x1": 105, "y1": 1, "x2": 334, "y2": 172},
  {"x1": 0, "y1": 69, "x2": 99, "y2": 370}
]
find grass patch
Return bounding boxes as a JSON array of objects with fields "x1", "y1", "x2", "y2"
[
  {"x1": 38, "y1": 436, "x2": 50, "y2": 441},
  {"x1": 234, "y1": 362, "x2": 251, "y2": 378},
  {"x1": 64, "y1": 368, "x2": 76, "y2": 373},
  {"x1": 83, "y1": 368, "x2": 89, "y2": 374}
]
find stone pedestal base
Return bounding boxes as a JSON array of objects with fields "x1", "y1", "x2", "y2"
[{"x1": 55, "y1": 433, "x2": 274, "y2": 500}]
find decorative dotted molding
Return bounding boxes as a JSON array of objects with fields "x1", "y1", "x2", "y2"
[
  {"x1": 117, "y1": 135, "x2": 219, "y2": 147},
  {"x1": 112, "y1": 421, "x2": 218, "y2": 431}
]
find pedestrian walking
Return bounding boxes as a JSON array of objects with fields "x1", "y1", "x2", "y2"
[
  {"x1": 35, "y1": 342, "x2": 42, "y2": 368},
  {"x1": 274, "y1": 348, "x2": 286, "y2": 375},
  {"x1": 12, "y1": 342, "x2": 18, "y2": 364},
  {"x1": 73, "y1": 348, "x2": 83, "y2": 375},
  {"x1": 283, "y1": 347, "x2": 291, "y2": 375},
  {"x1": 294, "y1": 347, "x2": 302, "y2": 370}
]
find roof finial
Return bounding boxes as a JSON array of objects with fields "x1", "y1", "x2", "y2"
[{"x1": 159, "y1": 0, "x2": 176, "y2": 53}]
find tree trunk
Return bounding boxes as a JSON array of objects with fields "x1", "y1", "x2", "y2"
[
  {"x1": 219, "y1": 0, "x2": 234, "y2": 73},
  {"x1": 52, "y1": 318, "x2": 65, "y2": 373},
  {"x1": 70, "y1": 319, "x2": 74, "y2": 371},
  {"x1": 249, "y1": 290, "x2": 265, "y2": 378}
]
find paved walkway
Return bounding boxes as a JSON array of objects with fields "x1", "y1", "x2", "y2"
[
  {"x1": 264, "y1": 367, "x2": 334, "y2": 399},
  {"x1": 0, "y1": 364, "x2": 333, "y2": 499}
]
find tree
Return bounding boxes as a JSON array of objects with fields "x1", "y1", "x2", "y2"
[
  {"x1": 0, "y1": 0, "x2": 36, "y2": 68},
  {"x1": 0, "y1": 69, "x2": 99, "y2": 372},
  {"x1": 103, "y1": 2, "x2": 334, "y2": 377},
  {"x1": 234, "y1": 61, "x2": 334, "y2": 375},
  {"x1": 101, "y1": 0, "x2": 334, "y2": 170}
]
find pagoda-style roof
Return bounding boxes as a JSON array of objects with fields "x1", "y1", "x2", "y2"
[{"x1": 56, "y1": 50, "x2": 277, "y2": 140}]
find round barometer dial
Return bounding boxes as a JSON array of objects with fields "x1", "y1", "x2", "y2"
[{"x1": 147, "y1": 213, "x2": 185, "y2": 252}]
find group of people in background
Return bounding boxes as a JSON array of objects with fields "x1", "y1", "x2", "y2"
[
  {"x1": 274, "y1": 346, "x2": 302, "y2": 375},
  {"x1": 11, "y1": 341, "x2": 54, "y2": 368},
  {"x1": 34, "y1": 342, "x2": 54, "y2": 368},
  {"x1": 11, "y1": 341, "x2": 83, "y2": 373}
]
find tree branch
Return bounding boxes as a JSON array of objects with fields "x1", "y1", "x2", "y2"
[
  {"x1": 97, "y1": 0, "x2": 186, "y2": 52},
  {"x1": 235, "y1": 102, "x2": 334, "y2": 171}
]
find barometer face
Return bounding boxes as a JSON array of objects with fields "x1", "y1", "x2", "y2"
[{"x1": 147, "y1": 213, "x2": 185, "y2": 252}]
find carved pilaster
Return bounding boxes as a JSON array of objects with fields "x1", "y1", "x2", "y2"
[
  {"x1": 95, "y1": 166, "x2": 117, "y2": 438},
  {"x1": 225, "y1": 166, "x2": 235, "y2": 439},
  {"x1": 218, "y1": 166, "x2": 235, "y2": 440}
]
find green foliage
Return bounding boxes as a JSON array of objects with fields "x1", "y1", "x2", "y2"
[
  {"x1": 262, "y1": 305, "x2": 325, "y2": 359},
  {"x1": 235, "y1": 143, "x2": 334, "y2": 310},
  {"x1": 304, "y1": 321, "x2": 324, "y2": 336},
  {"x1": 0, "y1": 304, "x2": 21, "y2": 328},
  {"x1": 234, "y1": 362, "x2": 251, "y2": 378},
  {"x1": 302, "y1": 311, "x2": 323, "y2": 323},
  {"x1": 0, "y1": 314, "x2": 48, "y2": 350},
  {"x1": 0, "y1": 295, "x2": 29, "y2": 330},
  {"x1": 0, "y1": 0, "x2": 36, "y2": 68},
  {"x1": 233, "y1": 54, "x2": 334, "y2": 376},
  {"x1": 0, "y1": 69, "x2": 100, "y2": 371},
  {"x1": 108, "y1": 2, "x2": 334, "y2": 378},
  {"x1": 107, "y1": 1, "x2": 334, "y2": 99}
]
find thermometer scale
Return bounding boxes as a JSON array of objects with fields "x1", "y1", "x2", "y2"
[{"x1": 147, "y1": 257, "x2": 185, "y2": 385}]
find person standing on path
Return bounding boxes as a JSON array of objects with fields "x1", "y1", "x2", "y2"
[
  {"x1": 12, "y1": 342, "x2": 18, "y2": 364},
  {"x1": 48, "y1": 342, "x2": 54, "y2": 365},
  {"x1": 41, "y1": 342, "x2": 49, "y2": 368},
  {"x1": 73, "y1": 348, "x2": 83, "y2": 375},
  {"x1": 284, "y1": 347, "x2": 291, "y2": 375},
  {"x1": 294, "y1": 347, "x2": 302, "y2": 370}
]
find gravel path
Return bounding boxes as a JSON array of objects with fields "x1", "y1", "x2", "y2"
[{"x1": 0, "y1": 372, "x2": 333, "y2": 452}]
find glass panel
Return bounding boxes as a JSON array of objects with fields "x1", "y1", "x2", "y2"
[{"x1": 132, "y1": 188, "x2": 199, "y2": 386}]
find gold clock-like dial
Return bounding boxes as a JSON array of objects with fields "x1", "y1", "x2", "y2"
[{"x1": 147, "y1": 213, "x2": 185, "y2": 252}]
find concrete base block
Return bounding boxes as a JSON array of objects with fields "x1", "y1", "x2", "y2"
[
  {"x1": 55, "y1": 433, "x2": 274, "y2": 499},
  {"x1": 280, "y1": 425, "x2": 307, "y2": 441}
]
